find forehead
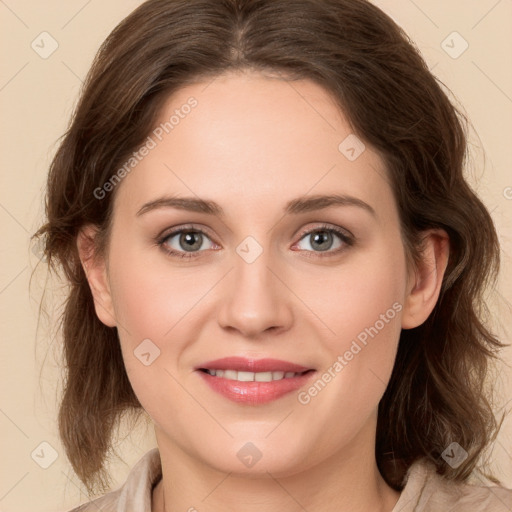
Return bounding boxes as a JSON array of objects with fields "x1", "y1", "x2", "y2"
[{"x1": 114, "y1": 70, "x2": 395, "y2": 222}]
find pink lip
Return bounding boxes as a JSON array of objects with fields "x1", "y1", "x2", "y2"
[
  {"x1": 196, "y1": 357, "x2": 313, "y2": 373},
  {"x1": 195, "y1": 357, "x2": 316, "y2": 405}
]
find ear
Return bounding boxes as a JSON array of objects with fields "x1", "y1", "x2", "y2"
[
  {"x1": 401, "y1": 229, "x2": 450, "y2": 330},
  {"x1": 76, "y1": 225, "x2": 117, "y2": 328}
]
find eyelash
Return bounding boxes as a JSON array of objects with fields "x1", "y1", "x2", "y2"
[{"x1": 156, "y1": 223, "x2": 354, "y2": 260}]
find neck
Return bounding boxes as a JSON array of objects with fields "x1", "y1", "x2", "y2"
[{"x1": 152, "y1": 423, "x2": 400, "y2": 512}]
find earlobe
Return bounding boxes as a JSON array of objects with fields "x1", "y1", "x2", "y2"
[
  {"x1": 77, "y1": 225, "x2": 117, "y2": 328},
  {"x1": 401, "y1": 229, "x2": 450, "y2": 330}
]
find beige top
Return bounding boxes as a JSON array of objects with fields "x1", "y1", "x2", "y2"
[{"x1": 68, "y1": 448, "x2": 512, "y2": 511}]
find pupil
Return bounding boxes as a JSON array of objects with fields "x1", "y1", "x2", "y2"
[
  {"x1": 312, "y1": 231, "x2": 332, "y2": 251},
  {"x1": 180, "y1": 232, "x2": 201, "y2": 251}
]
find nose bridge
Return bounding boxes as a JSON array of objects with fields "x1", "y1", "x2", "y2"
[{"x1": 216, "y1": 241, "x2": 293, "y2": 337}]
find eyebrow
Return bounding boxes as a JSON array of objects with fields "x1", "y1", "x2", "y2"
[{"x1": 136, "y1": 193, "x2": 376, "y2": 218}]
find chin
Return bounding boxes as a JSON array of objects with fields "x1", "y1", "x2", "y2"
[{"x1": 190, "y1": 435, "x2": 316, "y2": 478}]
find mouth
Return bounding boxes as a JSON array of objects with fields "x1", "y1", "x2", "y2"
[{"x1": 194, "y1": 357, "x2": 316, "y2": 404}]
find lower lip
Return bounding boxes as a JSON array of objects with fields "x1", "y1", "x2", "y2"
[{"x1": 196, "y1": 370, "x2": 316, "y2": 405}]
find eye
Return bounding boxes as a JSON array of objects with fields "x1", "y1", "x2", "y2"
[
  {"x1": 158, "y1": 226, "x2": 217, "y2": 259},
  {"x1": 292, "y1": 224, "x2": 353, "y2": 256},
  {"x1": 157, "y1": 223, "x2": 354, "y2": 260}
]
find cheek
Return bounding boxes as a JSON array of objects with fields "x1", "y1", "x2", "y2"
[
  {"x1": 106, "y1": 241, "x2": 222, "y2": 405},
  {"x1": 318, "y1": 245, "x2": 405, "y2": 341},
  {"x1": 106, "y1": 247, "x2": 201, "y2": 420},
  {"x1": 290, "y1": 255, "x2": 405, "y2": 442},
  {"x1": 309, "y1": 241, "x2": 406, "y2": 403},
  {"x1": 108, "y1": 239, "x2": 204, "y2": 342}
]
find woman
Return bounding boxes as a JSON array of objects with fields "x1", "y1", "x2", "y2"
[{"x1": 34, "y1": 0, "x2": 512, "y2": 510}]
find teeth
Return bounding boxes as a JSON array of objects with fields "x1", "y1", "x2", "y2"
[
  {"x1": 237, "y1": 371, "x2": 254, "y2": 382},
  {"x1": 221, "y1": 369, "x2": 236, "y2": 380},
  {"x1": 255, "y1": 372, "x2": 273, "y2": 382},
  {"x1": 205, "y1": 369, "x2": 305, "y2": 381}
]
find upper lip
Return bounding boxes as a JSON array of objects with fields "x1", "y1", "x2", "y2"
[{"x1": 196, "y1": 357, "x2": 314, "y2": 373}]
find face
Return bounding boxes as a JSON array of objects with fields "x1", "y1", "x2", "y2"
[{"x1": 88, "y1": 70, "x2": 419, "y2": 476}]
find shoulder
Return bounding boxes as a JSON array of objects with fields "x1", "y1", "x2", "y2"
[
  {"x1": 394, "y1": 458, "x2": 512, "y2": 512},
  {"x1": 65, "y1": 448, "x2": 162, "y2": 512}
]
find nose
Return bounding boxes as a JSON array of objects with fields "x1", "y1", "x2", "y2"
[{"x1": 216, "y1": 248, "x2": 294, "y2": 339}]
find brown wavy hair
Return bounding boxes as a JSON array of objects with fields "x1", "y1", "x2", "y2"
[{"x1": 33, "y1": 0, "x2": 506, "y2": 497}]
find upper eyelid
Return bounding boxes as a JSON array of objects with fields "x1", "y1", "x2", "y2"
[
  {"x1": 295, "y1": 223, "x2": 352, "y2": 240},
  {"x1": 158, "y1": 223, "x2": 216, "y2": 243}
]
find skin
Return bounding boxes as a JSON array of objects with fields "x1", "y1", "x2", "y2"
[{"x1": 78, "y1": 70, "x2": 449, "y2": 512}]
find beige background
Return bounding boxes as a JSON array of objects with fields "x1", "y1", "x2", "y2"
[{"x1": 0, "y1": 1, "x2": 511, "y2": 511}]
